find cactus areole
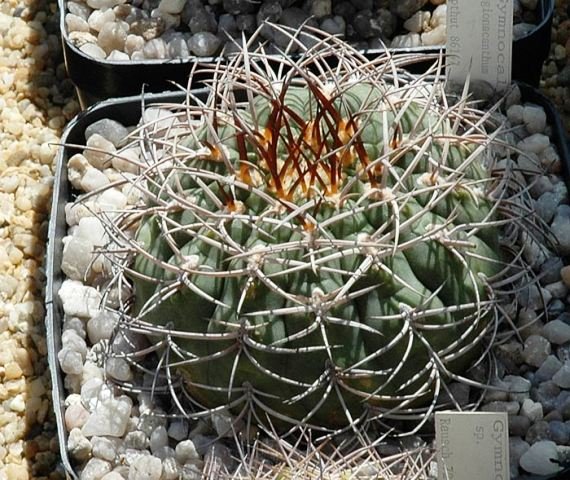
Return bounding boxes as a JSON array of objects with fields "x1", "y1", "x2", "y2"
[{"x1": 125, "y1": 34, "x2": 510, "y2": 434}]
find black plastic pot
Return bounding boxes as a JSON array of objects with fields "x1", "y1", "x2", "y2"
[
  {"x1": 46, "y1": 84, "x2": 569, "y2": 478},
  {"x1": 60, "y1": 0, "x2": 554, "y2": 108}
]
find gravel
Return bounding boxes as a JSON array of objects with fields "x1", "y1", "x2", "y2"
[
  {"x1": 62, "y1": 0, "x2": 543, "y2": 61},
  {"x1": 0, "y1": 0, "x2": 79, "y2": 478}
]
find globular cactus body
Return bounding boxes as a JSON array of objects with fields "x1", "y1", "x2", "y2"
[{"x1": 116, "y1": 32, "x2": 516, "y2": 434}]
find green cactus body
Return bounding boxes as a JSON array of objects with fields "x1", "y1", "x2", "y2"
[{"x1": 126, "y1": 58, "x2": 505, "y2": 432}]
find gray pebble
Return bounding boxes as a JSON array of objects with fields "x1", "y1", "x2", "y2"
[
  {"x1": 168, "y1": 34, "x2": 191, "y2": 57},
  {"x1": 543, "y1": 320, "x2": 570, "y2": 345},
  {"x1": 188, "y1": 32, "x2": 222, "y2": 56},
  {"x1": 553, "y1": 361, "x2": 570, "y2": 389},
  {"x1": 536, "y1": 355, "x2": 564, "y2": 383},
  {"x1": 525, "y1": 420, "x2": 551, "y2": 444},
  {"x1": 509, "y1": 415, "x2": 531, "y2": 437},
  {"x1": 320, "y1": 15, "x2": 346, "y2": 36},
  {"x1": 510, "y1": 437, "x2": 530, "y2": 477},
  {"x1": 532, "y1": 381, "x2": 560, "y2": 414},
  {"x1": 235, "y1": 13, "x2": 256, "y2": 33},
  {"x1": 124, "y1": 431, "x2": 149, "y2": 450},
  {"x1": 85, "y1": 118, "x2": 129, "y2": 148},
  {"x1": 521, "y1": 398, "x2": 544, "y2": 422},
  {"x1": 519, "y1": 440, "x2": 561, "y2": 476},
  {"x1": 188, "y1": 6, "x2": 217, "y2": 34},
  {"x1": 540, "y1": 257, "x2": 564, "y2": 285},
  {"x1": 549, "y1": 420, "x2": 570, "y2": 445},
  {"x1": 80, "y1": 458, "x2": 112, "y2": 480},
  {"x1": 506, "y1": 375, "x2": 531, "y2": 402},
  {"x1": 523, "y1": 335, "x2": 552, "y2": 368},
  {"x1": 548, "y1": 299, "x2": 566, "y2": 318}
]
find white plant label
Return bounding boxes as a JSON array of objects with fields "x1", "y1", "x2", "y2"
[
  {"x1": 446, "y1": 0, "x2": 514, "y2": 91},
  {"x1": 435, "y1": 411, "x2": 509, "y2": 480}
]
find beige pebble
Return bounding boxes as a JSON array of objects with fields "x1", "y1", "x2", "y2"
[
  {"x1": 65, "y1": 402, "x2": 91, "y2": 431},
  {"x1": 4, "y1": 362, "x2": 23, "y2": 380},
  {"x1": 4, "y1": 463, "x2": 29, "y2": 480},
  {"x1": 9, "y1": 394, "x2": 26, "y2": 413}
]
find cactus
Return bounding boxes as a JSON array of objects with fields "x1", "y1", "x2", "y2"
[{"x1": 107, "y1": 29, "x2": 526, "y2": 435}]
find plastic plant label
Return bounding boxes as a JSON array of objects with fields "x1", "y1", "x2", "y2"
[
  {"x1": 446, "y1": 0, "x2": 514, "y2": 91},
  {"x1": 435, "y1": 411, "x2": 509, "y2": 480}
]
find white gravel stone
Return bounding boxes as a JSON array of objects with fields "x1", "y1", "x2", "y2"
[
  {"x1": 59, "y1": 280, "x2": 102, "y2": 318},
  {"x1": 112, "y1": 147, "x2": 141, "y2": 174},
  {"x1": 124, "y1": 34, "x2": 145, "y2": 56},
  {"x1": 128, "y1": 455, "x2": 163, "y2": 480},
  {"x1": 97, "y1": 21, "x2": 129, "y2": 55},
  {"x1": 82, "y1": 394, "x2": 133, "y2": 437},
  {"x1": 62, "y1": 329, "x2": 89, "y2": 359},
  {"x1": 97, "y1": 187, "x2": 128, "y2": 211},
  {"x1": 175, "y1": 439, "x2": 200, "y2": 465},
  {"x1": 421, "y1": 24, "x2": 446, "y2": 46},
  {"x1": 107, "y1": 50, "x2": 130, "y2": 61},
  {"x1": 84, "y1": 134, "x2": 117, "y2": 170},
  {"x1": 81, "y1": 377, "x2": 105, "y2": 410},
  {"x1": 403, "y1": 10, "x2": 430, "y2": 33},
  {"x1": 81, "y1": 166, "x2": 111, "y2": 192},
  {"x1": 101, "y1": 473, "x2": 125, "y2": 480},
  {"x1": 105, "y1": 357, "x2": 133, "y2": 382},
  {"x1": 92, "y1": 436, "x2": 118, "y2": 462},
  {"x1": 65, "y1": 402, "x2": 91, "y2": 431},
  {"x1": 79, "y1": 43, "x2": 107, "y2": 60},
  {"x1": 188, "y1": 32, "x2": 222, "y2": 56},
  {"x1": 149, "y1": 425, "x2": 169, "y2": 454},
  {"x1": 429, "y1": 4, "x2": 446, "y2": 28},
  {"x1": 87, "y1": 9, "x2": 116, "y2": 32},
  {"x1": 66, "y1": 13, "x2": 90, "y2": 32},
  {"x1": 517, "y1": 133, "x2": 551, "y2": 154},
  {"x1": 390, "y1": 32, "x2": 421, "y2": 48},
  {"x1": 523, "y1": 105, "x2": 547, "y2": 134},
  {"x1": 61, "y1": 234, "x2": 94, "y2": 281},
  {"x1": 507, "y1": 104, "x2": 524, "y2": 124},
  {"x1": 162, "y1": 457, "x2": 180, "y2": 480},
  {"x1": 158, "y1": 0, "x2": 186, "y2": 14},
  {"x1": 68, "y1": 427, "x2": 92, "y2": 462},
  {"x1": 80, "y1": 458, "x2": 112, "y2": 480},
  {"x1": 143, "y1": 38, "x2": 168, "y2": 59},
  {"x1": 521, "y1": 398, "x2": 544, "y2": 422},
  {"x1": 519, "y1": 440, "x2": 562, "y2": 476},
  {"x1": 87, "y1": 310, "x2": 119, "y2": 344}
]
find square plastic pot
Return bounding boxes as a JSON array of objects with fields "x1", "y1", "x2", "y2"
[{"x1": 46, "y1": 83, "x2": 569, "y2": 478}]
